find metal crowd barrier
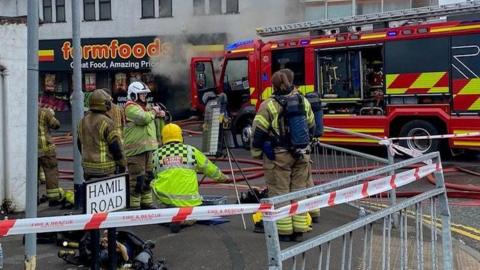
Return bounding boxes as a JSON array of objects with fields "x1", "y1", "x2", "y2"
[{"x1": 262, "y1": 152, "x2": 453, "y2": 270}]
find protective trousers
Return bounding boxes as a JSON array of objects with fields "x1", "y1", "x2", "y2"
[
  {"x1": 264, "y1": 151, "x2": 310, "y2": 235},
  {"x1": 38, "y1": 153, "x2": 63, "y2": 202},
  {"x1": 307, "y1": 163, "x2": 320, "y2": 219},
  {"x1": 127, "y1": 151, "x2": 153, "y2": 208}
]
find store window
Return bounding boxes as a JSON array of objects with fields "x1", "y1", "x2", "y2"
[
  {"x1": 43, "y1": 0, "x2": 53, "y2": 23},
  {"x1": 56, "y1": 0, "x2": 66, "y2": 22},
  {"x1": 383, "y1": 0, "x2": 410, "y2": 12},
  {"x1": 327, "y1": 0, "x2": 352, "y2": 19},
  {"x1": 209, "y1": 0, "x2": 222, "y2": 15},
  {"x1": 142, "y1": 0, "x2": 155, "y2": 18},
  {"x1": 305, "y1": 1, "x2": 325, "y2": 21},
  {"x1": 356, "y1": 0, "x2": 381, "y2": 15},
  {"x1": 159, "y1": 0, "x2": 173, "y2": 17},
  {"x1": 226, "y1": 0, "x2": 239, "y2": 14},
  {"x1": 99, "y1": 0, "x2": 112, "y2": 20},
  {"x1": 39, "y1": 73, "x2": 71, "y2": 112},
  {"x1": 193, "y1": 0, "x2": 206, "y2": 15},
  {"x1": 84, "y1": 0, "x2": 96, "y2": 21}
]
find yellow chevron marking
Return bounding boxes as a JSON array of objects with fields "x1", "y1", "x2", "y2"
[
  {"x1": 453, "y1": 140, "x2": 480, "y2": 147},
  {"x1": 230, "y1": 48, "x2": 254, "y2": 54},
  {"x1": 453, "y1": 130, "x2": 480, "y2": 134},
  {"x1": 311, "y1": 38, "x2": 336, "y2": 45},
  {"x1": 431, "y1": 24, "x2": 480, "y2": 33},
  {"x1": 386, "y1": 88, "x2": 408, "y2": 95},
  {"x1": 468, "y1": 97, "x2": 480, "y2": 111},
  {"x1": 319, "y1": 137, "x2": 378, "y2": 143},
  {"x1": 458, "y1": 78, "x2": 480, "y2": 95},
  {"x1": 428, "y1": 87, "x2": 449, "y2": 93},
  {"x1": 411, "y1": 72, "x2": 445, "y2": 89},
  {"x1": 386, "y1": 74, "x2": 400, "y2": 89},
  {"x1": 325, "y1": 128, "x2": 384, "y2": 133},
  {"x1": 361, "y1": 33, "x2": 386, "y2": 40}
]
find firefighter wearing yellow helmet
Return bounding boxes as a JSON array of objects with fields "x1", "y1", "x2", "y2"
[
  {"x1": 151, "y1": 123, "x2": 227, "y2": 233},
  {"x1": 78, "y1": 89, "x2": 127, "y2": 179}
]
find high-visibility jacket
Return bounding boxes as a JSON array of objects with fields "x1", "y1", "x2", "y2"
[
  {"x1": 123, "y1": 101, "x2": 158, "y2": 157},
  {"x1": 38, "y1": 108, "x2": 60, "y2": 157},
  {"x1": 78, "y1": 111, "x2": 126, "y2": 176},
  {"x1": 151, "y1": 142, "x2": 224, "y2": 207},
  {"x1": 251, "y1": 92, "x2": 315, "y2": 159}
]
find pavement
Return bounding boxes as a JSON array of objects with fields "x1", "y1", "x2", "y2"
[{"x1": 1, "y1": 134, "x2": 480, "y2": 269}]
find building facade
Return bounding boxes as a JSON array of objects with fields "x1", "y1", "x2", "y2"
[{"x1": 0, "y1": 17, "x2": 28, "y2": 211}]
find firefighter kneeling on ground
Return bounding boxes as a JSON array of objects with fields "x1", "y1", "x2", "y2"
[
  {"x1": 251, "y1": 70, "x2": 315, "y2": 242},
  {"x1": 150, "y1": 123, "x2": 227, "y2": 233}
]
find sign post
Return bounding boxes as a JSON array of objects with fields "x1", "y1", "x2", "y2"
[{"x1": 84, "y1": 174, "x2": 129, "y2": 270}]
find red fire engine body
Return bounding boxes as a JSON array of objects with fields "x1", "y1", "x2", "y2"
[{"x1": 191, "y1": 20, "x2": 480, "y2": 153}]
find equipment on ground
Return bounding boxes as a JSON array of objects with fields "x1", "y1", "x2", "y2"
[{"x1": 58, "y1": 230, "x2": 167, "y2": 270}]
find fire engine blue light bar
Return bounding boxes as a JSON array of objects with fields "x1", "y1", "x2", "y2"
[
  {"x1": 387, "y1": 31, "x2": 398, "y2": 37},
  {"x1": 226, "y1": 39, "x2": 254, "y2": 50}
]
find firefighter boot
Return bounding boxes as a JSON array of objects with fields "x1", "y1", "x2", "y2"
[{"x1": 169, "y1": 222, "x2": 181, "y2": 233}]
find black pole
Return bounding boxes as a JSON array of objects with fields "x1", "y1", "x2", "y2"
[{"x1": 108, "y1": 228, "x2": 117, "y2": 270}]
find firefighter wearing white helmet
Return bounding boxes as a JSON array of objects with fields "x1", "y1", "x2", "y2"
[{"x1": 124, "y1": 81, "x2": 165, "y2": 209}]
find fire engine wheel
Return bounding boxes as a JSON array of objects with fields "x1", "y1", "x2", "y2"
[
  {"x1": 398, "y1": 120, "x2": 440, "y2": 154},
  {"x1": 240, "y1": 120, "x2": 252, "y2": 150}
]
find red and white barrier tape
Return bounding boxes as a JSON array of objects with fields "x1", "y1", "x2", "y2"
[
  {"x1": 381, "y1": 132, "x2": 480, "y2": 143},
  {"x1": 0, "y1": 163, "x2": 442, "y2": 236},
  {"x1": 262, "y1": 163, "x2": 441, "y2": 222},
  {"x1": 0, "y1": 204, "x2": 271, "y2": 237}
]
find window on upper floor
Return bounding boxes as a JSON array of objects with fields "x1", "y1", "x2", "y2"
[
  {"x1": 56, "y1": 0, "x2": 66, "y2": 22},
  {"x1": 159, "y1": 0, "x2": 173, "y2": 17},
  {"x1": 193, "y1": 0, "x2": 206, "y2": 15},
  {"x1": 226, "y1": 0, "x2": 239, "y2": 14},
  {"x1": 209, "y1": 0, "x2": 221, "y2": 15},
  {"x1": 142, "y1": 0, "x2": 155, "y2": 18},
  {"x1": 43, "y1": 0, "x2": 53, "y2": 23},
  {"x1": 99, "y1": 0, "x2": 112, "y2": 20},
  {"x1": 84, "y1": 0, "x2": 96, "y2": 21}
]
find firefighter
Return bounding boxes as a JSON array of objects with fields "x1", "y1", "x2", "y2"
[
  {"x1": 251, "y1": 70, "x2": 315, "y2": 242},
  {"x1": 102, "y1": 88, "x2": 125, "y2": 138},
  {"x1": 151, "y1": 123, "x2": 227, "y2": 233},
  {"x1": 38, "y1": 106, "x2": 64, "y2": 206},
  {"x1": 124, "y1": 81, "x2": 165, "y2": 209},
  {"x1": 281, "y1": 68, "x2": 321, "y2": 224},
  {"x1": 78, "y1": 89, "x2": 127, "y2": 180}
]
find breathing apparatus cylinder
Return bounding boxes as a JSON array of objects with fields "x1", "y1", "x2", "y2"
[
  {"x1": 305, "y1": 92, "x2": 324, "y2": 137},
  {"x1": 285, "y1": 94, "x2": 310, "y2": 150}
]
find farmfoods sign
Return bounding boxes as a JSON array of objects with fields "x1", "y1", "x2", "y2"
[{"x1": 39, "y1": 36, "x2": 173, "y2": 71}]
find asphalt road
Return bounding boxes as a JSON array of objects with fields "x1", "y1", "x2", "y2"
[{"x1": 1, "y1": 134, "x2": 480, "y2": 269}]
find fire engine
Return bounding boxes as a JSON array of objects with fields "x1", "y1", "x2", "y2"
[{"x1": 190, "y1": 1, "x2": 480, "y2": 154}]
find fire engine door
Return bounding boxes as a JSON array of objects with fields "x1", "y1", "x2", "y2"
[
  {"x1": 191, "y1": 58, "x2": 217, "y2": 107},
  {"x1": 317, "y1": 50, "x2": 362, "y2": 100},
  {"x1": 222, "y1": 57, "x2": 250, "y2": 113},
  {"x1": 451, "y1": 34, "x2": 480, "y2": 112}
]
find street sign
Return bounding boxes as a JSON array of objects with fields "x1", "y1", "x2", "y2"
[{"x1": 84, "y1": 174, "x2": 128, "y2": 214}]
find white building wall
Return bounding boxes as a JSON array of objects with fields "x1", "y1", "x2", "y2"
[
  {"x1": 38, "y1": 0, "x2": 301, "y2": 41},
  {"x1": 0, "y1": 0, "x2": 27, "y2": 17},
  {"x1": 0, "y1": 21, "x2": 28, "y2": 211}
]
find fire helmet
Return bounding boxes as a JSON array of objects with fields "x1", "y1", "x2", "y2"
[
  {"x1": 128, "y1": 81, "x2": 151, "y2": 101},
  {"x1": 162, "y1": 123, "x2": 183, "y2": 144},
  {"x1": 89, "y1": 89, "x2": 112, "y2": 112}
]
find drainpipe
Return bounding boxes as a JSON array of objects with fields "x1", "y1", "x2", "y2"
[{"x1": 0, "y1": 68, "x2": 6, "y2": 206}]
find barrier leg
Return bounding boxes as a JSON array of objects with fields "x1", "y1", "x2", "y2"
[
  {"x1": 108, "y1": 228, "x2": 117, "y2": 270},
  {"x1": 263, "y1": 216, "x2": 282, "y2": 270},
  {"x1": 90, "y1": 230, "x2": 100, "y2": 270}
]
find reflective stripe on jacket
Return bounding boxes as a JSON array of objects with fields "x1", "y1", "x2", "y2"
[
  {"x1": 151, "y1": 143, "x2": 223, "y2": 207},
  {"x1": 123, "y1": 101, "x2": 158, "y2": 157},
  {"x1": 38, "y1": 108, "x2": 60, "y2": 156},
  {"x1": 78, "y1": 112, "x2": 124, "y2": 175}
]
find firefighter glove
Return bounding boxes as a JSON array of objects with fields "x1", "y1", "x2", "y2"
[{"x1": 217, "y1": 173, "x2": 228, "y2": 183}]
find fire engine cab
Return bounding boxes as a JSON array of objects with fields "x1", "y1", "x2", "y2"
[{"x1": 190, "y1": 1, "x2": 480, "y2": 154}]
